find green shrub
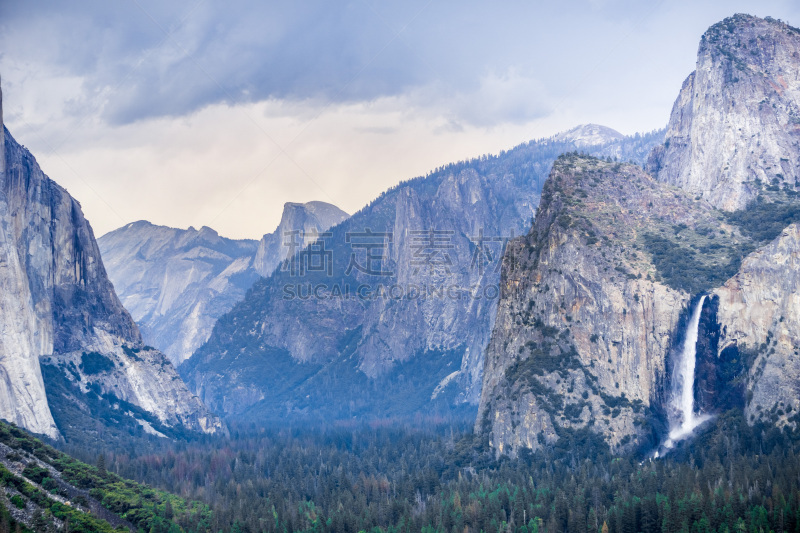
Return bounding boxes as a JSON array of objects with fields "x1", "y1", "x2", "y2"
[
  {"x1": 726, "y1": 195, "x2": 800, "y2": 242},
  {"x1": 22, "y1": 464, "x2": 49, "y2": 484},
  {"x1": 79, "y1": 352, "x2": 115, "y2": 375},
  {"x1": 10, "y1": 495, "x2": 25, "y2": 509}
]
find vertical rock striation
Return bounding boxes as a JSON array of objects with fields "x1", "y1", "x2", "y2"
[
  {"x1": 476, "y1": 155, "x2": 736, "y2": 455},
  {"x1": 253, "y1": 201, "x2": 349, "y2": 277},
  {"x1": 0, "y1": 86, "x2": 223, "y2": 438},
  {"x1": 182, "y1": 129, "x2": 664, "y2": 420},
  {"x1": 99, "y1": 222, "x2": 260, "y2": 366},
  {"x1": 713, "y1": 224, "x2": 800, "y2": 427},
  {"x1": 648, "y1": 14, "x2": 800, "y2": 211},
  {"x1": 98, "y1": 201, "x2": 347, "y2": 365},
  {"x1": 481, "y1": 14, "x2": 800, "y2": 457}
]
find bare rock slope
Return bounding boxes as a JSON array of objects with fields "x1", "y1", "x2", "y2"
[
  {"x1": 181, "y1": 129, "x2": 664, "y2": 421},
  {"x1": 0, "y1": 85, "x2": 223, "y2": 439},
  {"x1": 648, "y1": 14, "x2": 800, "y2": 211},
  {"x1": 98, "y1": 202, "x2": 347, "y2": 365},
  {"x1": 481, "y1": 14, "x2": 800, "y2": 456},
  {"x1": 476, "y1": 154, "x2": 749, "y2": 455}
]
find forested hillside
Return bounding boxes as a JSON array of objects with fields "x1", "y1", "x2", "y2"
[
  {"x1": 0, "y1": 420, "x2": 213, "y2": 532},
  {"x1": 56, "y1": 411, "x2": 800, "y2": 533}
]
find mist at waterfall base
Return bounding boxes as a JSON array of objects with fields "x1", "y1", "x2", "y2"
[{"x1": 654, "y1": 296, "x2": 714, "y2": 457}]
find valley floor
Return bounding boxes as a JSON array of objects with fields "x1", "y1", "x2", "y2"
[{"x1": 48, "y1": 410, "x2": 800, "y2": 533}]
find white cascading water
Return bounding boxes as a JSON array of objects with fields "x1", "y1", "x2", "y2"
[{"x1": 660, "y1": 295, "x2": 712, "y2": 453}]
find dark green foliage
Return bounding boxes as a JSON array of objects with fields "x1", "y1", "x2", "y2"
[
  {"x1": 41, "y1": 362, "x2": 192, "y2": 450},
  {"x1": 66, "y1": 409, "x2": 800, "y2": 533},
  {"x1": 643, "y1": 185, "x2": 800, "y2": 294},
  {"x1": 121, "y1": 345, "x2": 143, "y2": 361},
  {"x1": 726, "y1": 194, "x2": 800, "y2": 241},
  {"x1": 79, "y1": 352, "x2": 115, "y2": 375},
  {"x1": 9, "y1": 495, "x2": 24, "y2": 509},
  {"x1": 643, "y1": 232, "x2": 746, "y2": 294},
  {"x1": 645, "y1": 192, "x2": 800, "y2": 294},
  {"x1": 0, "y1": 419, "x2": 212, "y2": 532},
  {"x1": 21, "y1": 463, "x2": 49, "y2": 484},
  {"x1": 505, "y1": 338, "x2": 581, "y2": 383}
]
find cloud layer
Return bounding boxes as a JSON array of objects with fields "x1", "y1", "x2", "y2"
[{"x1": 1, "y1": 1, "x2": 799, "y2": 238}]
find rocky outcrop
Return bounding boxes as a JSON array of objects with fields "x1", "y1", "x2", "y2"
[
  {"x1": 182, "y1": 129, "x2": 664, "y2": 420},
  {"x1": 476, "y1": 154, "x2": 749, "y2": 456},
  {"x1": 0, "y1": 87, "x2": 223, "y2": 438},
  {"x1": 713, "y1": 223, "x2": 800, "y2": 427},
  {"x1": 99, "y1": 222, "x2": 260, "y2": 365},
  {"x1": 99, "y1": 202, "x2": 347, "y2": 366},
  {"x1": 648, "y1": 14, "x2": 800, "y2": 211},
  {"x1": 647, "y1": 13, "x2": 800, "y2": 428},
  {"x1": 480, "y1": 14, "x2": 800, "y2": 456},
  {"x1": 254, "y1": 201, "x2": 349, "y2": 277},
  {"x1": 40, "y1": 346, "x2": 222, "y2": 436}
]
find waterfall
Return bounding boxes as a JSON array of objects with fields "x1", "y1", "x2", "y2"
[{"x1": 661, "y1": 295, "x2": 712, "y2": 452}]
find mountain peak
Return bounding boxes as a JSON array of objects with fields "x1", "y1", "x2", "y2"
[
  {"x1": 648, "y1": 13, "x2": 800, "y2": 211},
  {"x1": 98, "y1": 221, "x2": 259, "y2": 365},
  {"x1": 1, "y1": 74, "x2": 5, "y2": 176},
  {"x1": 704, "y1": 13, "x2": 796, "y2": 39},
  {"x1": 1, "y1": 123, "x2": 224, "y2": 438},
  {"x1": 281, "y1": 200, "x2": 349, "y2": 225},
  {"x1": 552, "y1": 124, "x2": 624, "y2": 148},
  {"x1": 254, "y1": 200, "x2": 349, "y2": 277}
]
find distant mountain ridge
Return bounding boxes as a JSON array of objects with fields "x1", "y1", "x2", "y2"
[
  {"x1": 180, "y1": 125, "x2": 664, "y2": 422},
  {"x1": 98, "y1": 222, "x2": 260, "y2": 366},
  {"x1": 99, "y1": 201, "x2": 348, "y2": 365},
  {"x1": 552, "y1": 124, "x2": 625, "y2": 147}
]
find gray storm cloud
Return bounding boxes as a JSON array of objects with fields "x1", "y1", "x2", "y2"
[
  {"x1": 2, "y1": 0, "x2": 799, "y2": 240},
  {"x1": 0, "y1": 0, "x2": 688, "y2": 127}
]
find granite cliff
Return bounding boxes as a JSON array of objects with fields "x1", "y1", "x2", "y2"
[
  {"x1": 648, "y1": 14, "x2": 800, "y2": 211},
  {"x1": 650, "y1": 13, "x2": 800, "y2": 429},
  {"x1": 98, "y1": 202, "x2": 347, "y2": 365},
  {"x1": 480, "y1": 14, "x2": 800, "y2": 456},
  {"x1": 711, "y1": 224, "x2": 800, "y2": 427},
  {"x1": 253, "y1": 201, "x2": 349, "y2": 277},
  {"x1": 181, "y1": 128, "x2": 664, "y2": 421},
  {"x1": 0, "y1": 84, "x2": 223, "y2": 440},
  {"x1": 476, "y1": 154, "x2": 753, "y2": 455}
]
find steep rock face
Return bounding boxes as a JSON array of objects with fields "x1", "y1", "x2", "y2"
[
  {"x1": 99, "y1": 222, "x2": 260, "y2": 365},
  {"x1": 476, "y1": 154, "x2": 745, "y2": 456},
  {"x1": 692, "y1": 295, "x2": 747, "y2": 416},
  {"x1": 40, "y1": 346, "x2": 222, "y2": 437},
  {"x1": 646, "y1": 13, "x2": 800, "y2": 431},
  {"x1": 99, "y1": 202, "x2": 347, "y2": 366},
  {"x1": 182, "y1": 130, "x2": 664, "y2": 420},
  {"x1": 0, "y1": 111, "x2": 223, "y2": 437},
  {"x1": 253, "y1": 201, "x2": 349, "y2": 277},
  {"x1": 185, "y1": 164, "x2": 532, "y2": 418},
  {"x1": 713, "y1": 224, "x2": 800, "y2": 426},
  {"x1": 648, "y1": 14, "x2": 800, "y2": 211}
]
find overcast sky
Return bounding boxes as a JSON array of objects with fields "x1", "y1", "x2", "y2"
[{"x1": 1, "y1": 1, "x2": 799, "y2": 239}]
